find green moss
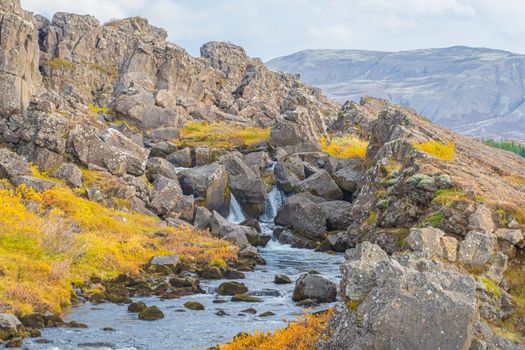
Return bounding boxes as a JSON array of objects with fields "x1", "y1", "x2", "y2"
[
  {"x1": 346, "y1": 299, "x2": 362, "y2": 310},
  {"x1": 479, "y1": 276, "x2": 501, "y2": 300},
  {"x1": 43, "y1": 58, "x2": 76, "y2": 70},
  {"x1": 422, "y1": 212, "x2": 444, "y2": 227},
  {"x1": 365, "y1": 211, "x2": 378, "y2": 226}
]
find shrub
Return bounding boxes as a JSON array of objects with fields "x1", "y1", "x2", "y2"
[
  {"x1": 218, "y1": 310, "x2": 332, "y2": 350},
  {"x1": 43, "y1": 58, "x2": 76, "y2": 70},
  {"x1": 413, "y1": 140, "x2": 455, "y2": 161},
  {"x1": 0, "y1": 182, "x2": 237, "y2": 315},
  {"x1": 484, "y1": 140, "x2": 525, "y2": 158},
  {"x1": 177, "y1": 122, "x2": 271, "y2": 150},
  {"x1": 320, "y1": 134, "x2": 368, "y2": 158},
  {"x1": 433, "y1": 188, "x2": 465, "y2": 205}
]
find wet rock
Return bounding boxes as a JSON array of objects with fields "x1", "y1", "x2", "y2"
[
  {"x1": 223, "y1": 269, "x2": 245, "y2": 279},
  {"x1": 274, "y1": 274, "x2": 292, "y2": 284},
  {"x1": 43, "y1": 312, "x2": 64, "y2": 327},
  {"x1": 275, "y1": 194, "x2": 327, "y2": 240},
  {"x1": 198, "y1": 266, "x2": 223, "y2": 280},
  {"x1": 218, "y1": 282, "x2": 248, "y2": 295},
  {"x1": 215, "y1": 310, "x2": 228, "y2": 316},
  {"x1": 28, "y1": 329, "x2": 41, "y2": 337},
  {"x1": 148, "y1": 254, "x2": 181, "y2": 275},
  {"x1": 292, "y1": 272, "x2": 337, "y2": 303},
  {"x1": 273, "y1": 228, "x2": 319, "y2": 249},
  {"x1": 231, "y1": 294, "x2": 262, "y2": 302},
  {"x1": 296, "y1": 299, "x2": 319, "y2": 307},
  {"x1": 183, "y1": 301, "x2": 205, "y2": 310},
  {"x1": 212, "y1": 299, "x2": 227, "y2": 304},
  {"x1": 18, "y1": 313, "x2": 44, "y2": 329},
  {"x1": 35, "y1": 338, "x2": 53, "y2": 343},
  {"x1": 51, "y1": 163, "x2": 83, "y2": 188},
  {"x1": 259, "y1": 311, "x2": 275, "y2": 317},
  {"x1": 221, "y1": 153, "x2": 267, "y2": 218},
  {"x1": 0, "y1": 314, "x2": 22, "y2": 341},
  {"x1": 138, "y1": 306, "x2": 165, "y2": 320},
  {"x1": 5, "y1": 338, "x2": 23, "y2": 348},
  {"x1": 169, "y1": 277, "x2": 200, "y2": 289},
  {"x1": 102, "y1": 327, "x2": 115, "y2": 332},
  {"x1": 297, "y1": 169, "x2": 343, "y2": 201},
  {"x1": 65, "y1": 321, "x2": 88, "y2": 328},
  {"x1": 127, "y1": 302, "x2": 147, "y2": 313},
  {"x1": 241, "y1": 308, "x2": 257, "y2": 314}
]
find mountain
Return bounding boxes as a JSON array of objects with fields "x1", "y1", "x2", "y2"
[{"x1": 267, "y1": 46, "x2": 525, "y2": 140}]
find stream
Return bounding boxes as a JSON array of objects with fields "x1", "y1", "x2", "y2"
[{"x1": 25, "y1": 186, "x2": 343, "y2": 350}]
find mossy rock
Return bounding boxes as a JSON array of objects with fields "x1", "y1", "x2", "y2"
[
  {"x1": 5, "y1": 339, "x2": 24, "y2": 348},
  {"x1": 184, "y1": 301, "x2": 205, "y2": 310},
  {"x1": 218, "y1": 282, "x2": 248, "y2": 296},
  {"x1": 128, "y1": 302, "x2": 147, "y2": 313},
  {"x1": 197, "y1": 266, "x2": 223, "y2": 279},
  {"x1": 138, "y1": 306, "x2": 164, "y2": 321},
  {"x1": 241, "y1": 308, "x2": 257, "y2": 314},
  {"x1": 274, "y1": 274, "x2": 292, "y2": 284},
  {"x1": 259, "y1": 311, "x2": 275, "y2": 317},
  {"x1": 224, "y1": 269, "x2": 245, "y2": 279},
  {"x1": 231, "y1": 294, "x2": 262, "y2": 302}
]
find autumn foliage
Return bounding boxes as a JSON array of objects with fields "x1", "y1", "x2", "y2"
[
  {"x1": 413, "y1": 140, "x2": 455, "y2": 161},
  {"x1": 218, "y1": 310, "x2": 333, "y2": 350},
  {"x1": 320, "y1": 134, "x2": 368, "y2": 158}
]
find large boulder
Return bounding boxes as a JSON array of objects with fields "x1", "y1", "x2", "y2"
[
  {"x1": 0, "y1": 313, "x2": 23, "y2": 341},
  {"x1": 178, "y1": 163, "x2": 229, "y2": 216},
  {"x1": 146, "y1": 157, "x2": 178, "y2": 181},
  {"x1": 148, "y1": 175, "x2": 183, "y2": 216},
  {"x1": 292, "y1": 272, "x2": 337, "y2": 303},
  {"x1": 210, "y1": 211, "x2": 253, "y2": 249},
  {"x1": 297, "y1": 169, "x2": 343, "y2": 201},
  {"x1": 458, "y1": 231, "x2": 497, "y2": 268},
  {"x1": 275, "y1": 194, "x2": 327, "y2": 240},
  {"x1": 321, "y1": 243, "x2": 479, "y2": 350},
  {"x1": 71, "y1": 126, "x2": 149, "y2": 176},
  {"x1": 318, "y1": 201, "x2": 353, "y2": 230},
  {"x1": 220, "y1": 153, "x2": 267, "y2": 218},
  {"x1": 51, "y1": 162, "x2": 83, "y2": 188}
]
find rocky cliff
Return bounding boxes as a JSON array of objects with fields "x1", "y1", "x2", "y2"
[{"x1": 267, "y1": 47, "x2": 525, "y2": 140}]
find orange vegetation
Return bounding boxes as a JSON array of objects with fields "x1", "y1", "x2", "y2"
[
  {"x1": 413, "y1": 140, "x2": 455, "y2": 161},
  {"x1": 219, "y1": 310, "x2": 333, "y2": 350}
]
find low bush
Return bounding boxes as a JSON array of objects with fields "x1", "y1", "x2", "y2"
[
  {"x1": 413, "y1": 140, "x2": 455, "y2": 161},
  {"x1": 320, "y1": 134, "x2": 368, "y2": 158}
]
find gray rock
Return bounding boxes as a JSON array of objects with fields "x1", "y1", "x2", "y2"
[
  {"x1": 210, "y1": 211, "x2": 253, "y2": 249},
  {"x1": 0, "y1": 313, "x2": 22, "y2": 341},
  {"x1": 193, "y1": 206, "x2": 213, "y2": 230},
  {"x1": 292, "y1": 272, "x2": 337, "y2": 303},
  {"x1": 167, "y1": 147, "x2": 192, "y2": 167},
  {"x1": 458, "y1": 231, "x2": 497, "y2": 268},
  {"x1": 146, "y1": 157, "x2": 177, "y2": 181},
  {"x1": 11, "y1": 176, "x2": 56, "y2": 192},
  {"x1": 148, "y1": 254, "x2": 181, "y2": 274},
  {"x1": 0, "y1": 149, "x2": 32, "y2": 180},
  {"x1": 178, "y1": 163, "x2": 229, "y2": 215},
  {"x1": 275, "y1": 194, "x2": 327, "y2": 240},
  {"x1": 495, "y1": 228, "x2": 524, "y2": 247},
  {"x1": 407, "y1": 227, "x2": 445, "y2": 258},
  {"x1": 145, "y1": 127, "x2": 180, "y2": 142},
  {"x1": 297, "y1": 169, "x2": 343, "y2": 200},
  {"x1": 149, "y1": 176, "x2": 183, "y2": 216},
  {"x1": 51, "y1": 163, "x2": 83, "y2": 188},
  {"x1": 469, "y1": 204, "x2": 496, "y2": 234},
  {"x1": 318, "y1": 200, "x2": 353, "y2": 230}
]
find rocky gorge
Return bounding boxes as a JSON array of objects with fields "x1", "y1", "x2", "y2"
[{"x1": 1, "y1": 1, "x2": 525, "y2": 349}]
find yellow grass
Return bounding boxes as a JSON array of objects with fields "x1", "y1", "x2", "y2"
[
  {"x1": 0, "y1": 183, "x2": 237, "y2": 315},
  {"x1": 413, "y1": 140, "x2": 455, "y2": 161},
  {"x1": 218, "y1": 310, "x2": 332, "y2": 350},
  {"x1": 320, "y1": 135, "x2": 368, "y2": 158},
  {"x1": 177, "y1": 122, "x2": 271, "y2": 150}
]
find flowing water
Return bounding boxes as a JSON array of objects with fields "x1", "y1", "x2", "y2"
[{"x1": 26, "y1": 187, "x2": 343, "y2": 350}]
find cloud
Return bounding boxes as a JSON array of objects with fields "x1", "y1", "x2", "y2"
[{"x1": 19, "y1": 0, "x2": 525, "y2": 60}]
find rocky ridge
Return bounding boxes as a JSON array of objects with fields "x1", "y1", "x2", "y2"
[{"x1": 0, "y1": 1, "x2": 525, "y2": 349}]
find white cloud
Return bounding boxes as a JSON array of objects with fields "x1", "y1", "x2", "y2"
[{"x1": 19, "y1": 0, "x2": 525, "y2": 60}]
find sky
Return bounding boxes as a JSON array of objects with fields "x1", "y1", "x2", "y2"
[{"x1": 20, "y1": 0, "x2": 525, "y2": 61}]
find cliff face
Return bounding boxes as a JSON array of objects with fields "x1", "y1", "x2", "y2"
[{"x1": 267, "y1": 47, "x2": 525, "y2": 140}]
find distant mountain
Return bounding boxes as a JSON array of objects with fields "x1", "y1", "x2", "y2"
[{"x1": 267, "y1": 46, "x2": 525, "y2": 140}]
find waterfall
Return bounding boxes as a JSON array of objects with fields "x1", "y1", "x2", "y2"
[
  {"x1": 261, "y1": 185, "x2": 286, "y2": 223},
  {"x1": 227, "y1": 193, "x2": 246, "y2": 224}
]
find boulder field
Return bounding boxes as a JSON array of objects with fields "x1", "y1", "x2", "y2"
[{"x1": 1, "y1": 1, "x2": 525, "y2": 349}]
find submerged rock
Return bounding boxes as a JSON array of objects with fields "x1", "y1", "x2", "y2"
[
  {"x1": 127, "y1": 302, "x2": 147, "y2": 313},
  {"x1": 183, "y1": 301, "x2": 205, "y2": 310},
  {"x1": 231, "y1": 294, "x2": 262, "y2": 302}
]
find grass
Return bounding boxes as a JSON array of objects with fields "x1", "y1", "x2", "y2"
[
  {"x1": 365, "y1": 211, "x2": 378, "y2": 225},
  {"x1": 218, "y1": 310, "x2": 332, "y2": 350},
  {"x1": 432, "y1": 188, "x2": 465, "y2": 205},
  {"x1": 320, "y1": 134, "x2": 368, "y2": 158},
  {"x1": 413, "y1": 140, "x2": 455, "y2": 161},
  {"x1": 484, "y1": 140, "x2": 525, "y2": 158},
  {"x1": 0, "y1": 182, "x2": 237, "y2": 315},
  {"x1": 479, "y1": 276, "x2": 501, "y2": 300},
  {"x1": 501, "y1": 262, "x2": 525, "y2": 344},
  {"x1": 176, "y1": 122, "x2": 270, "y2": 150},
  {"x1": 422, "y1": 211, "x2": 444, "y2": 227},
  {"x1": 43, "y1": 58, "x2": 76, "y2": 70}
]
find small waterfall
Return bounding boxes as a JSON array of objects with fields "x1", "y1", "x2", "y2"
[
  {"x1": 227, "y1": 193, "x2": 246, "y2": 224},
  {"x1": 261, "y1": 185, "x2": 286, "y2": 223}
]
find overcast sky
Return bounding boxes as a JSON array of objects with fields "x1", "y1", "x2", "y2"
[{"x1": 20, "y1": 0, "x2": 525, "y2": 61}]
